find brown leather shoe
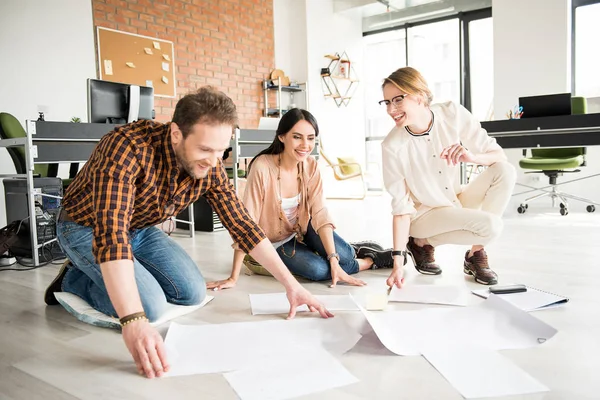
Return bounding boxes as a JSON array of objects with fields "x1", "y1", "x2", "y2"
[
  {"x1": 44, "y1": 260, "x2": 72, "y2": 305},
  {"x1": 406, "y1": 237, "x2": 442, "y2": 275},
  {"x1": 463, "y1": 249, "x2": 498, "y2": 285}
]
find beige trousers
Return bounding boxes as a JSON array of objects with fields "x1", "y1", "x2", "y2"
[{"x1": 410, "y1": 161, "x2": 517, "y2": 247}]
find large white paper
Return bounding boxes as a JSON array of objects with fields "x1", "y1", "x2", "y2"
[
  {"x1": 351, "y1": 294, "x2": 420, "y2": 356},
  {"x1": 249, "y1": 293, "x2": 360, "y2": 315},
  {"x1": 164, "y1": 317, "x2": 361, "y2": 377},
  {"x1": 353, "y1": 294, "x2": 557, "y2": 356},
  {"x1": 224, "y1": 347, "x2": 358, "y2": 400},
  {"x1": 422, "y1": 343, "x2": 549, "y2": 398},
  {"x1": 472, "y1": 286, "x2": 569, "y2": 311},
  {"x1": 389, "y1": 284, "x2": 471, "y2": 306}
]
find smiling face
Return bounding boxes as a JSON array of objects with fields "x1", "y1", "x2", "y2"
[
  {"x1": 278, "y1": 120, "x2": 316, "y2": 163},
  {"x1": 382, "y1": 83, "x2": 428, "y2": 128},
  {"x1": 170, "y1": 122, "x2": 232, "y2": 179}
]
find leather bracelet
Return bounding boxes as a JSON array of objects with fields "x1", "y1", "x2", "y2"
[
  {"x1": 119, "y1": 311, "x2": 147, "y2": 326},
  {"x1": 392, "y1": 250, "x2": 408, "y2": 266},
  {"x1": 327, "y1": 252, "x2": 340, "y2": 261}
]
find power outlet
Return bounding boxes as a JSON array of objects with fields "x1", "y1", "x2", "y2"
[{"x1": 528, "y1": 175, "x2": 540, "y2": 182}]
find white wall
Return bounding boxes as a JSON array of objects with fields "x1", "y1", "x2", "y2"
[
  {"x1": 492, "y1": 0, "x2": 571, "y2": 117},
  {"x1": 273, "y1": 0, "x2": 308, "y2": 83},
  {"x1": 0, "y1": 0, "x2": 96, "y2": 227},
  {"x1": 305, "y1": 0, "x2": 365, "y2": 162},
  {"x1": 493, "y1": 0, "x2": 600, "y2": 212},
  {"x1": 273, "y1": 0, "x2": 366, "y2": 196}
]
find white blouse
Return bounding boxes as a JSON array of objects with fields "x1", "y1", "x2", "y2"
[{"x1": 381, "y1": 101, "x2": 501, "y2": 218}]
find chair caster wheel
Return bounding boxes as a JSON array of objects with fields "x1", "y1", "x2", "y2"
[
  {"x1": 587, "y1": 205, "x2": 596, "y2": 213},
  {"x1": 560, "y1": 208, "x2": 568, "y2": 216},
  {"x1": 559, "y1": 203, "x2": 566, "y2": 209},
  {"x1": 517, "y1": 205, "x2": 527, "y2": 214}
]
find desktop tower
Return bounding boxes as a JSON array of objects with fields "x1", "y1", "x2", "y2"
[
  {"x1": 3, "y1": 177, "x2": 64, "y2": 259},
  {"x1": 176, "y1": 196, "x2": 225, "y2": 232}
]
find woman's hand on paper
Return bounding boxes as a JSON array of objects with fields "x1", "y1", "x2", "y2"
[
  {"x1": 286, "y1": 285, "x2": 334, "y2": 320},
  {"x1": 386, "y1": 267, "x2": 405, "y2": 289},
  {"x1": 330, "y1": 262, "x2": 366, "y2": 288},
  {"x1": 122, "y1": 319, "x2": 169, "y2": 379},
  {"x1": 206, "y1": 277, "x2": 237, "y2": 291}
]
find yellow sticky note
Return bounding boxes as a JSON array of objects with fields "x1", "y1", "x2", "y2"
[
  {"x1": 153, "y1": 41, "x2": 161, "y2": 50},
  {"x1": 365, "y1": 293, "x2": 388, "y2": 311},
  {"x1": 161, "y1": 76, "x2": 169, "y2": 84},
  {"x1": 162, "y1": 54, "x2": 170, "y2": 61},
  {"x1": 144, "y1": 47, "x2": 153, "y2": 55},
  {"x1": 125, "y1": 62, "x2": 136, "y2": 68},
  {"x1": 103, "y1": 59, "x2": 113, "y2": 75}
]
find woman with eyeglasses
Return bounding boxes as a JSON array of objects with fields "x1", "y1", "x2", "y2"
[
  {"x1": 379, "y1": 67, "x2": 516, "y2": 288},
  {"x1": 207, "y1": 108, "x2": 393, "y2": 291}
]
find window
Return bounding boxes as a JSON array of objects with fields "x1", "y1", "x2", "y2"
[
  {"x1": 467, "y1": 17, "x2": 494, "y2": 121},
  {"x1": 407, "y1": 19, "x2": 460, "y2": 104},
  {"x1": 573, "y1": 1, "x2": 600, "y2": 97},
  {"x1": 363, "y1": 30, "x2": 406, "y2": 190}
]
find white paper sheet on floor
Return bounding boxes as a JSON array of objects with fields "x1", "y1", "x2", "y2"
[
  {"x1": 223, "y1": 347, "x2": 358, "y2": 400},
  {"x1": 353, "y1": 294, "x2": 557, "y2": 357},
  {"x1": 248, "y1": 292, "x2": 361, "y2": 315},
  {"x1": 164, "y1": 317, "x2": 361, "y2": 377},
  {"x1": 388, "y1": 284, "x2": 471, "y2": 306},
  {"x1": 421, "y1": 343, "x2": 549, "y2": 398}
]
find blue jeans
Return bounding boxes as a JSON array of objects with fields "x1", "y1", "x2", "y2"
[
  {"x1": 56, "y1": 221, "x2": 206, "y2": 322},
  {"x1": 276, "y1": 221, "x2": 359, "y2": 281}
]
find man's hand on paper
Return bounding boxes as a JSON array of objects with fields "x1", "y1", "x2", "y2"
[
  {"x1": 286, "y1": 285, "x2": 334, "y2": 320},
  {"x1": 206, "y1": 277, "x2": 237, "y2": 291},
  {"x1": 122, "y1": 319, "x2": 169, "y2": 379},
  {"x1": 386, "y1": 266, "x2": 405, "y2": 289}
]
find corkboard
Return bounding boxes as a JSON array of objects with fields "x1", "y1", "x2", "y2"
[{"x1": 96, "y1": 27, "x2": 176, "y2": 97}]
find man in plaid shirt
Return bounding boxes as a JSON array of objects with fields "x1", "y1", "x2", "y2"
[{"x1": 45, "y1": 86, "x2": 332, "y2": 379}]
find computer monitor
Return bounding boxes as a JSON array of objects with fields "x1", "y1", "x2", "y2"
[
  {"x1": 87, "y1": 78, "x2": 155, "y2": 124},
  {"x1": 518, "y1": 93, "x2": 572, "y2": 119}
]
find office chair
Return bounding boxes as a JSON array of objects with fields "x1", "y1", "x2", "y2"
[
  {"x1": 516, "y1": 97, "x2": 597, "y2": 216},
  {"x1": 0, "y1": 112, "x2": 78, "y2": 189},
  {"x1": 0, "y1": 112, "x2": 58, "y2": 178},
  {"x1": 318, "y1": 142, "x2": 366, "y2": 200}
]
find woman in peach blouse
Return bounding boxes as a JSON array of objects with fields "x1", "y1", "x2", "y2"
[{"x1": 207, "y1": 109, "x2": 392, "y2": 290}]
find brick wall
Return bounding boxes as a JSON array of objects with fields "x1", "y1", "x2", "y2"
[{"x1": 92, "y1": 0, "x2": 274, "y2": 128}]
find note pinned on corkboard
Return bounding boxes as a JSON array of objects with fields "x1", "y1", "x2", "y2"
[{"x1": 96, "y1": 27, "x2": 176, "y2": 97}]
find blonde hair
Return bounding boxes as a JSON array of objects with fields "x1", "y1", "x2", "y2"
[{"x1": 382, "y1": 67, "x2": 433, "y2": 106}]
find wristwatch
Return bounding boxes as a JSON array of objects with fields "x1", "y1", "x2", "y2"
[
  {"x1": 392, "y1": 250, "x2": 408, "y2": 266},
  {"x1": 327, "y1": 252, "x2": 340, "y2": 261}
]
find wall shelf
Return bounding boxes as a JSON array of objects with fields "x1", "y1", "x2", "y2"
[
  {"x1": 262, "y1": 77, "x2": 308, "y2": 117},
  {"x1": 321, "y1": 51, "x2": 359, "y2": 107}
]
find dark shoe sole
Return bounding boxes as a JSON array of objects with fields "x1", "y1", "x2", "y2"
[
  {"x1": 44, "y1": 260, "x2": 71, "y2": 305},
  {"x1": 408, "y1": 251, "x2": 442, "y2": 275},
  {"x1": 463, "y1": 266, "x2": 498, "y2": 285}
]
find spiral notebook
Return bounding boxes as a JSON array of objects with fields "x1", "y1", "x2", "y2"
[{"x1": 472, "y1": 285, "x2": 569, "y2": 312}]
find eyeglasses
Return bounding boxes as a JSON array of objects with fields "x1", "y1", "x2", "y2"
[{"x1": 378, "y1": 94, "x2": 407, "y2": 109}]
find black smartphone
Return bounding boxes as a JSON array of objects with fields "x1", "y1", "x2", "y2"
[{"x1": 489, "y1": 284, "x2": 527, "y2": 294}]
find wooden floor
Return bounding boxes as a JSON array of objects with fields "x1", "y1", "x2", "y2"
[{"x1": 1, "y1": 195, "x2": 599, "y2": 400}]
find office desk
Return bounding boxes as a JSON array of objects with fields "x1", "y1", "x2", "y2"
[{"x1": 481, "y1": 113, "x2": 600, "y2": 148}]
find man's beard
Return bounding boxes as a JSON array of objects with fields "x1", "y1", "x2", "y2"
[{"x1": 175, "y1": 152, "x2": 210, "y2": 180}]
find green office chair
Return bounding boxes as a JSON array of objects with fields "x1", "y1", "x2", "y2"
[
  {"x1": 0, "y1": 112, "x2": 58, "y2": 177},
  {"x1": 517, "y1": 97, "x2": 597, "y2": 216},
  {"x1": 0, "y1": 112, "x2": 74, "y2": 188}
]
